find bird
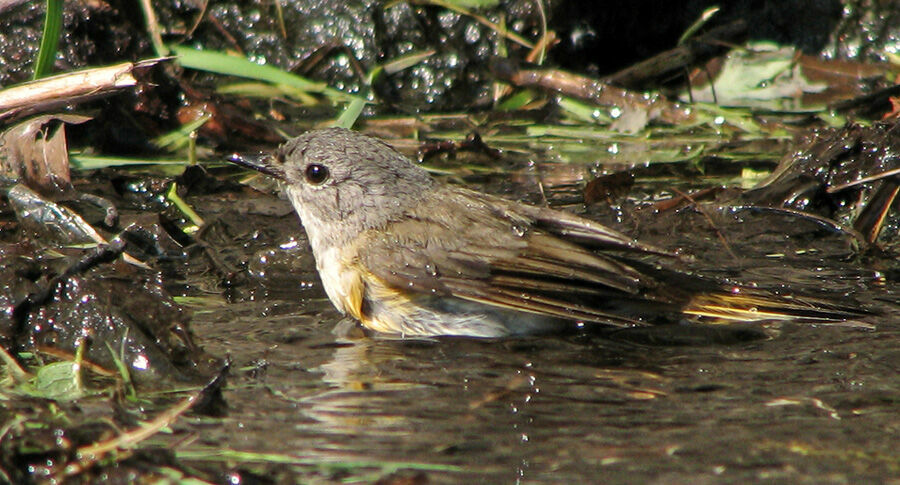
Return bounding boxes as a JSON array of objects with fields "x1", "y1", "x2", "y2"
[{"x1": 228, "y1": 127, "x2": 866, "y2": 338}]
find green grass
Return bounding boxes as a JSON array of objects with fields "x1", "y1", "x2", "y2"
[
  {"x1": 33, "y1": 0, "x2": 63, "y2": 79},
  {"x1": 173, "y1": 45, "x2": 362, "y2": 104}
]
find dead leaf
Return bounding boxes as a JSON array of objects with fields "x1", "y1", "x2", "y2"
[{"x1": 0, "y1": 114, "x2": 91, "y2": 194}]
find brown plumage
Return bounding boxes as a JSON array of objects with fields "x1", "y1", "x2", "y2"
[{"x1": 230, "y1": 128, "x2": 868, "y2": 337}]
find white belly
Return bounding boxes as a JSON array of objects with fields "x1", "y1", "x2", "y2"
[{"x1": 314, "y1": 246, "x2": 355, "y2": 316}]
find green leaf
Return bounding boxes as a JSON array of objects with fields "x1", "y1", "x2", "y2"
[
  {"x1": 153, "y1": 114, "x2": 210, "y2": 152},
  {"x1": 172, "y1": 45, "x2": 360, "y2": 103},
  {"x1": 497, "y1": 89, "x2": 536, "y2": 111},
  {"x1": 69, "y1": 155, "x2": 192, "y2": 170},
  {"x1": 681, "y1": 42, "x2": 827, "y2": 111},
  {"x1": 31, "y1": 362, "x2": 83, "y2": 401},
  {"x1": 333, "y1": 97, "x2": 367, "y2": 130},
  {"x1": 33, "y1": 0, "x2": 64, "y2": 79}
]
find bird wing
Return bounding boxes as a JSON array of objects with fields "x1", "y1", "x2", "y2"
[{"x1": 352, "y1": 187, "x2": 678, "y2": 327}]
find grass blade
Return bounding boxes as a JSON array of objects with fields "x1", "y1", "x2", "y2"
[
  {"x1": 33, "y1": 0, "x2": 63, "y2": 79},
  {"x1": 172, "y1": 45, "x2": 361, "y2": 103}
]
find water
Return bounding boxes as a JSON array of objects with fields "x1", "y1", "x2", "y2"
[
  {"x1": 180, "y1": 153, "x2": 899, "y2": 483},
  {"x1": 190, "y1": 300, "x2": 898, "y2": 482}
]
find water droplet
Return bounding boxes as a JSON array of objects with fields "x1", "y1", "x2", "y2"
[
  {"x1": 132, "y1": 353, "x2": 150, "y2": 371},
  {"x1": 424, "y1": 262, "x2": 438, "y2": 277}
]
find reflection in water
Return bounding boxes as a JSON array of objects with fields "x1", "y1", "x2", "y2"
[
  {"x1": 302, "y1": 337, "x2": 427, "y2": 431},
  {"x1": 290, "y1": 330, "x2": 684, "y2": 482},
  {"x1": 297, "y1": 334, "x2": 549, "y2": 480}
]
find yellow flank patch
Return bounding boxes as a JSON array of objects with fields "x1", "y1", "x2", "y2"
[
  {"x1": 353, "y1": 266, "x2": 419, "y2": 334},
  {"x1": 341, "y1": 267, "x2": 367, "y2": 324}
]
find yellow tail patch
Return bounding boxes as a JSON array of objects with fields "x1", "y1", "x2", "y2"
[{"x1": 684, "y1": 290, "x2": 853, "y2": 323}]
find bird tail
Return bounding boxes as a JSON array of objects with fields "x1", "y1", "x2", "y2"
[{"x1": 683, "y1": 288, "x2": 871, "y2": 324}]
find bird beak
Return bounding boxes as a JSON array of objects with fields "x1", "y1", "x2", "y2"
[{"x1": 227, "y1": 152, "x2": 285, "y2": 180}]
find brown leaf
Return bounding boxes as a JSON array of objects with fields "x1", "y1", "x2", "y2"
[
  {"x1": 584, "y1": 171, "x2": 634, "y2": 205},
  {"x1": 0, "y1": 114, "x2": 90, "y2": 194}
]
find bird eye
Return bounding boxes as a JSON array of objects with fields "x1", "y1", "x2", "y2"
[{"x1": 304, "y1": 164, "x2": 329, "y2": 185}]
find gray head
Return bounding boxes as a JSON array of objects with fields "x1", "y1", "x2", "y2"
[{"x1": 234, "y1": 128, "x2": 436, "y2": 253}]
